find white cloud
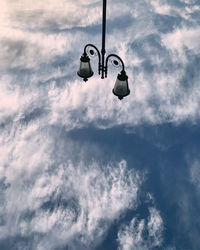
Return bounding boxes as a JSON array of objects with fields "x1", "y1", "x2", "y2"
[
  {"x1": 151, "y1": 0, "x2": 172, "y2": 15},
  {"x1": 150, "y1": 0, "x2": 200, "y2": 20},
  {"x1": 117, "y1": 207, "x2": 163, "y2": 250},
  {"x1": 1, "y1": 1, "x2": 200, "y2": 248},
  {"x1": 162, "y1": 27, "x2": 200, "y2": 54},
  {"x1": 1, "y1": 0, "x2": 200, "y2": 129},
  {"x1": 0, "y1": 112, "x2": 143, "y2": 248},
  {"x1": 117, "y1": 218, "x2": 147, "y2": 250},
  {"x1": 1, "y1": 0, "x2": 102, "y2": 30},
  {"x1": 0, "y1": 28, "x2": 80, "y2": 69},
  {"x1": 117, "y1": 207, "x2": 164, "y2": 250},
  {"x1": 0, "y1": 141, "x2": 143, "y2": 249},
  {"x1": 147, "y1": 207, "x2": 164, "y2": 247}
]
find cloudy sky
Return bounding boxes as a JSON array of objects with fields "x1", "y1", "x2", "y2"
[{"x1": 0, "y1": 0, "x2": 200, "y2": 249}]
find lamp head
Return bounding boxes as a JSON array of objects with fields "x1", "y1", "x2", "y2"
[
  {"x1": 113, "y1": 70, "x2": 130, "y2": 100},
  {"x1": 77, "y1": 53, "x2": 94, "y2": 82}
]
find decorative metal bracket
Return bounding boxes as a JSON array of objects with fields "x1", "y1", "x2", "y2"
[{"x1": 84, "y1": 44, "x2": 101, "y2": 75}]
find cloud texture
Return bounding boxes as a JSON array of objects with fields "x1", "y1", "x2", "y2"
[{"x1": 1, "y1": 0, "x2": 200, "y2": 249}]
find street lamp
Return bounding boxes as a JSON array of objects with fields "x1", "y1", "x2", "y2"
[{"x1": 77, "y1": 0, "x2": 130, "y2": 100}]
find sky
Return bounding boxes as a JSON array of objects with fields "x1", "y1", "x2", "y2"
[{"x1": 0, "y1": 0, "x2": 200, "y2": 249}]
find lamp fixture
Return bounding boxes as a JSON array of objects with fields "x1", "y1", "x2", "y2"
[{"x1": 77, "y1": 0, "x2": 130, "y2": 100}]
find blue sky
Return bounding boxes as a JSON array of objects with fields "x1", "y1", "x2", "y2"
[{"x1": 0, "y1": 0, "x2": 200, "y2": 249}]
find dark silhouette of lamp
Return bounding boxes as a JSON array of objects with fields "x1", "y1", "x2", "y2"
[
  {"x1": 77, "y1": 0, "x2": 130, "y2": 100},
  {"x1": 77, "y1": 53, "x2": 93, "y2": 82},
  {"x1": 113, "y1": 70, "x2": 130, "y2": 100}
]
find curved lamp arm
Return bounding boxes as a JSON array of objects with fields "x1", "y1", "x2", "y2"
[
  {"x1": 84, "y1": 44, "x2": 101, "y2": 75},
  {"x1": 105, "y1": 54, "x2": 125, "y2": 77}
]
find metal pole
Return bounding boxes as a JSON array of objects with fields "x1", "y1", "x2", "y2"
[{"x1": 101, "y1": 0, "x2": 107, "y2": 79}]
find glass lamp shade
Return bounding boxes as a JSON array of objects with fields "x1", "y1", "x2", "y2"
[
  {"x1": 77, "y1": 54, "x2": 94, "y2": 82},
  {"x1": 113, "y1": 71, "x2": 130, "y2": 100}
]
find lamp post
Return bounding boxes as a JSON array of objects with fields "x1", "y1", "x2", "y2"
[{"x1": 77, "y1": 0, "x2": 130, "y2": 100}]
